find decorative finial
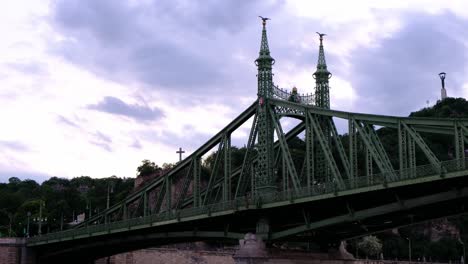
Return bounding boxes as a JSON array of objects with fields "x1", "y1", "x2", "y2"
[
  {"x1": 259, "y1": 16, "x2": 270, "y2": 27},
  {"x1": 316, "y1": 32, "x2": 326, "y2": 44}
]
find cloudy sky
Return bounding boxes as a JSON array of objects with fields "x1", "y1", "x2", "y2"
[{"x1": 1, "y1": 0, "x2": 467, "y2": 182}]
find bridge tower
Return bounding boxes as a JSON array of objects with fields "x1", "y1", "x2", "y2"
[
  {"x1": 314, "y1": 33, "x2": 331, "y2": 109},
  {"x1": 313, "y1": 33, "x2": 333, "y2": 182},
  {"x1": 254, "y1": 17, "x2": 276, "y2": 195}
]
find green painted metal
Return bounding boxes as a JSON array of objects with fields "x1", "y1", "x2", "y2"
[
  {"x1": 349, "y1": 117, "x2": 358, "y2": 180},
  {"x1": 223, "y1": 134, "x2": 231, "y2": 202},
  {"x1": 235, "y1": 112, "x2": 258, "y2": 198},
  {"x1": 28, "y1": 157, "x2": 468, "y2": 246},
  {"x1": 31, "y1": 21, "x2": 468, "y2": 249},
  {"x1": 353, "y1": 120, "x2": 391, "y2": 178},
  {"x1": 329, "y1": 118, "x2": 352, "y2": 180},
  {"x1": 313, "y1": 33, "x2": 331, "y2": 110},
  {"x1": 271, "y1": 109, "x2": 300, "y2": 191},
  {"x1": 255, "y1": 18, "x2": 276, "y2": 195},
  {"x1": 305, "y1": 113, "x2": 314, "y2": 189},
  {"x1": 307, "y1": 111, "x2": 344, "y2": 188},
  {"x1": 193, "y1": 156, "x2": 201, "y2": 208},
  {"x1": 402, "y1": 122, "x2": 440, "y2": 168},
  {"x1": 270, "y1": 187, "x2": 468, "y2": 240},
  {"x1": 203, "y1": 141, "x2": 224, "y2": 206}
]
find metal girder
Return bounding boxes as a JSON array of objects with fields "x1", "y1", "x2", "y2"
[
  {"x1": 353, "y1": 120, "x2": 396, "y2": 180},
  {"x1": 455, "y1": 122, "x2": 466, "y2": 160},
  {"x1": 408, "y1": 134, "x2": 416, "y2": 177},
  {"x1": 271, "y1": 98, "x2": 468, "y2": 127},
  {"x1": 127, "y1": 102, "x2": 258, "y2": 207},
  {"x1": 255, "y1": 102, "x2": 276, "y2": 194},
  {"x1": 398, "y1": 121, "x2": 408, "y2": 179},
  {"x1": 349, "y1": 117, "x2": 358, "y2": 181},
  {"x1": 165, "y1": 174, "x2": 172, "y2": 213},
  {"x1": 202, "y1": 141, "x2": 224, "y2": 206},
  {"x1": 235, "y1": 111, "x2": 259, "y2": 198},
  {"x1": 305, "y1": 113, "x2": 314, "y2": 189},
  {"x1": 307, "y1": 111, "x2": 344, "y2": 188},
  {"x1": 223, "y1": 134, "x2": 231, "y2": 202},
  {"x1": 175, "y1": 162, "x2": 193, "y2": 210},
  {"x1": 181, "y1": 121, "x2": 306, "y2": 208},
  {"x1": 402, "y1": 122, "x2": 440, "y2": 168},
  {"x1": 365, "y1": 146, "x2": 373, "y2": 183},
  {"x1": 193, "y1": 156, "x2": 201, "y2": 207},
  {"x1": 143, "y1": 191, "x2": 148, "y2": 217},
  {"x1": 271, "y1": 110, "x2": 300, "y2": 192},
  {"x1": 154, "y1": 183, "x2": 166, "y2": 214},
  {"x1": 329, "y1": 118, "x2": 352, "y2": 180},
  {"x1": 364, "y1": 124, "x2": 395, "y2": 176},
  {"x1": 270, "y1": 187, "x2": 468, "y2": 240}
]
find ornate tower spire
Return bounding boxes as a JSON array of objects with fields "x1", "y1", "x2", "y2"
[
  {"x1": 313, "y1": 32, "x2": 332, "y2": 183},
  {"x1": 254, "y1": 16, "x2": 276, "y2": 195},
  {"x1": 313, "y1": 32, "x2": 332, "y2": 109},
  {"x1": 255, "y1": 16, "x2": 275, "y2": 98}
]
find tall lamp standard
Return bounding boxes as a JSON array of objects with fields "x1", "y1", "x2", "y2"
[
  {"x1": 26, "y1": 211, "x2": 31, "y2": 237},
  {"x1": 459, "y1": 239, "x2": 465, "y2": 264},
  {"x1": 34, "y1": 201, "x2": 47, "y2": 236},
  {"x1": 406, "y1": 237, "x2": 412, "y2": 263}
]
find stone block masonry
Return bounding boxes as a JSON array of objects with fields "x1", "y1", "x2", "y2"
[{"x1": 0, "y1": 238, "x2": 35, "y2": 264}]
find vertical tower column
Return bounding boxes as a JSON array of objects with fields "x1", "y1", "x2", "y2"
[
  {"x1": 255, "y1": 17, "x2": 276, "y2": 195},
  {"x1": 313, "y1": 33, "x2": 333, "y2": 183}
]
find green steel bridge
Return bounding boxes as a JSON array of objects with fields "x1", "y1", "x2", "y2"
[{"x1": 27, "y1": 18, "x2": 468, "y2": 263}]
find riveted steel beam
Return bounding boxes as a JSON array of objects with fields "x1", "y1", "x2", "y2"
[
  {"x1": 307, "y1": 111, "x2": 344, "y2": 188},
  {"x1": 271, "y1": 110, "x2": 300, "y2": 192},
  {"x1": 270, "y1": 187, "x2": 468, "y2": 240}
]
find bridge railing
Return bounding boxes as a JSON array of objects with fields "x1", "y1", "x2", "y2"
[{"x1": 27, "y1": 158, "x2": 468, "y2": 245}]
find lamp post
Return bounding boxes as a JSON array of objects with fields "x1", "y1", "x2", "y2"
[
  {"x1": 34, "y1": 201, "x2": 47, "y2": 236},
  {"x1": 26, "y1": 211, "x2": 31, "y2": 237},
  {"x1": 406, "y1": 237, "x2": 412, "y2": 263},
  {"x1": 459, "y1": 239, "x2": 465, "y2": 264}
]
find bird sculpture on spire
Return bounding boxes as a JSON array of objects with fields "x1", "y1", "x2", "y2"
[
  {"x1": 259, "y1": 16, "x2": 270, "y2": 26},
  {"x1": 316, "y1": 32, "x2": 326, "y2": 43}
]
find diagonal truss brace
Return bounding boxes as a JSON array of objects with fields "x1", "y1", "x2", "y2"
[
  {"x1": 402, "y1": 122, "x2": 440, "y2": 168},
  {"x1": 364, "y1": 123, "x2": 396, "y2": 180},
  {"x1": 202, "y1": 140, "x2": 225, "y2": 206},
  {"x1": 235, "y1": 111, "x2": 259, "y2": 198},
  {"x1": 307, "y1": 111, "x2": 344, "y2": 189},
  {"x1": 329, "y1": 118, "x2": 352, "y2": 180},
  {"x1": 353, "y1": 120, "x2": 396, "y2": 180},
  {"x1": 271, "y1": 110, "x2": 301, "y2": 192}
]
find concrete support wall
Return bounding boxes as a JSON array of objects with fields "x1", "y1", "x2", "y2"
[{"x1": 0, "y1": 238, "x2": 35, "y2": 264}]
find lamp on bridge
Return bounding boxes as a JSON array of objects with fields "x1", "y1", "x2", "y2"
[
  {"x1": 406, "y1": 237, "x2": 412, "y2": 263},
  {"x1": 33, "y1": 200, "x2": 47, "y2": 236},
  {"x1": 26, "y1": 211, "x2": 31, "y2": 238}
]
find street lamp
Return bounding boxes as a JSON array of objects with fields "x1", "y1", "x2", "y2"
[
  {"x1": 26, "y1": 211, "x2": 31, "y2": 238},
  {"x1": 406, "y1": 237, "x2": 412, "y2": 263},
  {"x1": 459, "y1": 239, "x2": 465, "y2": 264},
  {"x1": 34, "y1": 201, "x2": 47, "y2": 236}
]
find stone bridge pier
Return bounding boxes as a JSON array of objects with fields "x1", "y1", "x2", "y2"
[{"x1": 0, "y1": 238, "x2": 36, "y2": 264}]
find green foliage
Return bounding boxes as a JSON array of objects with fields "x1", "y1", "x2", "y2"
[
  {"x1": 137, "y1": 159, "x2": 161, "y2": 177},
  {"x1": 358, "y1": 235, "x2": 383, "y2": 258},
  {"x1": 0, "y1": 175, "x2": 134, "y2": 237}
]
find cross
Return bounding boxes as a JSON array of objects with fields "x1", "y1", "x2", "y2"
[{"x1": 176, "y1": 147, "x2": 185, "y2": 162}]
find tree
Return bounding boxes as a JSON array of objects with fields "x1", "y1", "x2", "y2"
[
  {"x1": 358, "y1": 235, "x2": 383, "y2": 258},
  {"x1": 136, "y1": 160, "x2": 161, "y2": 177}
]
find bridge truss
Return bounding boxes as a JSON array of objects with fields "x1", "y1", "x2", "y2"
[{"x1": 28, "y1": 19, "x2": 468, "y2": 257}]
